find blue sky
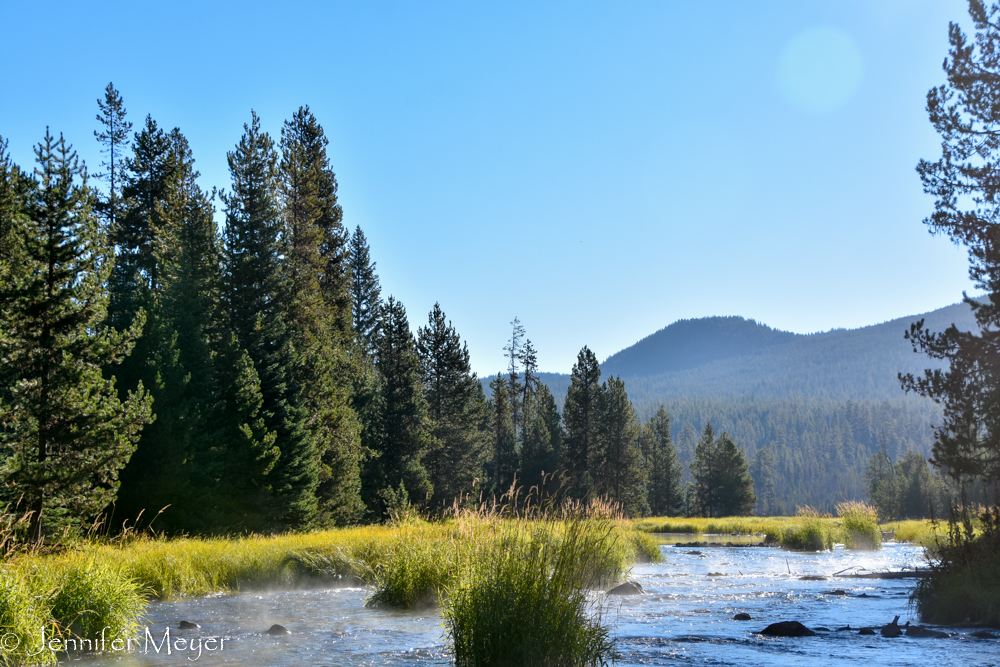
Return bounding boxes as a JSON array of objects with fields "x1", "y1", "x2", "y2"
[{"x1": 0, "y1": 0, "x2": 977, "y2": 375}]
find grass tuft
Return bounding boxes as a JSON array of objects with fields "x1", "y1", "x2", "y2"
[
  {"x1": 836, "y1": 501, "x2": 881, "y2": 551},
  {"x1": 444, "y1": 505, "x2": 620, "y2": 667}
]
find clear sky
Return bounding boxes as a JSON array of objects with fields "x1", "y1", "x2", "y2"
[{"x1": 0, "y1": 0, "x2": 978, "y2": 375}]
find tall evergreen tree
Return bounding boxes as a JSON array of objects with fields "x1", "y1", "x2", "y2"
[
  {"x1": 519, "y1": 383, "x2": 562, "y2": 494},
  {"x1": 349, "y1": 225, "x2": 382, "y2": 356},
  {"x1": 279, "y1": 106, "x2": 362, "y2": 525},
  {"x1": 750, "y1": 447, "x2": 778, "y2": 516},
  {"x1": 562, "y1": 346, "x2": 602, "y2": 497},
  {"x1": 0, "y1": 131, "x2": 153, "y2": 541},
  {"x1": 591, "y1": 376, "x2": 649, "y2": 516},
  {"x1": 711, "y1": 433, "x2": 756, "y2": 517},
  {"x1": 691, "y1": 425, "x2": 755, "y2": 517},
  {"x1": 641, "y1": 406, "x2": 684, "y2": 516},
  {"x1": 487, "y1": 376, "x2": 519, "y2": 496},
  {"x1": 690, "y1": 423, "x2": 718, "y2": 516},
  {"x1": 222, "y1": 111, "x2": 311, "y2": 528},
  {"x1": 362, "y1": 297, "x2": 432, "y2": 516},
  {"x1": 503, "y1": 318, "x2": 526, "y2": 435},
  {"x1": 93, "y1": 82, "x2": 132, "y2": 231},
  {"x1": 0, "y1": 136, "x2": 28, "y2": 280},
  {"x1": 417, "y1": 303, "x2": 488, "y2": 511}
]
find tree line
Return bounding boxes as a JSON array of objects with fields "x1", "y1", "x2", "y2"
[{"x1": 0, "y1": 85, "x2": 768, "y2": 539}]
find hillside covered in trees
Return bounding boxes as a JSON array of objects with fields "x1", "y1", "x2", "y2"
[{"x1": 490, "y1": 304, "x2": 975, "y2": 514}]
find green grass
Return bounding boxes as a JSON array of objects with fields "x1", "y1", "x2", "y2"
[
  {"x1": 444, "y1": 507, "x2": 621, "y2": 667},
  {"x1": 836, "y1": 502, "x2": 881, "y2": 551},
  {"x1": 0, "y1": 569, "x2": 55, "y2": 666}
]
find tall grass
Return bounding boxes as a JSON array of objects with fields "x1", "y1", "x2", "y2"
[
  {"x1": 836, "y1": 501, "x2": 881, "y2": 551},
  {"x1": 444, "y1": 504, "x2": 622, "y2": 667},
  {"x1": 0, "y1": 569, "x2": 54, "y2": 666}
]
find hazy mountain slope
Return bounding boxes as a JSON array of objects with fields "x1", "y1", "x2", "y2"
[{"x1": 525, "y1": 300, "x2": 978, "y2": 409}]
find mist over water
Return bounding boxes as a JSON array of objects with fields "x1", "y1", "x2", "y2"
[{"x1": 66, "y1": 543, "x2": 997, "y2": 666}]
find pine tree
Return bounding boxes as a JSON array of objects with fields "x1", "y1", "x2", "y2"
[
  {"x1": 562, "y1": 346, "x2": 602, "y2": 497},
  {"x1": 503, "y1": 318, "x2": 526, "y2": 435},
  {"x1": 0, "y1": 136, "x2": 28, "y2": 281},
  {"x1": 222, "y1": 111, "x2": 310, "y2": 529},
  {"x1": 691, "y1": 425, "x2": 755, "y2": 517},
  {"x1": 417, "y1": 303, "x2": 488, "y2": 511},
  {"x1": 690, "y1": 424, "x2": 718, "y2": 516},
  {"x1": 349, "y1": 225, "x2": 382, "y2": 355},
  {"x1": 114, "y1": 130, "x2": 274, "y2": 533},
  {"x1": 750, "y1": 447, "x2": 778, "y2": 516},
  {"x1": 591, "y1": 376, "x2": 649, "y2": 516},
  {"x1": 519, "y1": 383, "x2": 562, "y2": 494},
  {"x1": 711, "y1": 433, "x2": 756, "y2": 517},
  {"x1": 362, "y1": 297, "x2": 432, "y2": 517},
  {"x1": 93, "y1": 83, "x2": 132, "y2": 231},
  {"x1": 487, "y1": 376, "x2": 519, "y2": 496},
  {"x1": 279, "y1": 106, "x2": 362, "y2": 525},
  {"x1": 0, "y1": 131, "x2": 153, "y2": 541},
  {"x1": 641, "y1": 406, "x2": 684, "y2": 516}
]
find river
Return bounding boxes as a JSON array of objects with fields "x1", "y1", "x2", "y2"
[{"x1": 62, "y1": 539, "x2": 998, "y2": 666}]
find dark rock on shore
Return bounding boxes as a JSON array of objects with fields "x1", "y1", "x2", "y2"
[
  {"x1": 266, "y1": 624, "x2": 290, "y2": 635},
  {"x1": 757, "y1": 621, "x2": 817, "y2": 637},
  {"x1": 733, "y1": 613, "x2": 752, "y2": 621},
  {"x1": 608, "y1": 581, "x2": 645, "y2": 595},
  {"x1": 178, "y1": 621, "x2": 200, "y2": 630}
]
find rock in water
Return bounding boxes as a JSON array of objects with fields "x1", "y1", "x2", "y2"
[
  {"x1": 178, "y1": 621, "x2": 200, "y2": 630},
  {"x1": 859, "y1": 628, "x2": 876, "y2": 635},
  {"x1": 733, "y1": 613, "x2": 752, "y2": 621},
  {"x1": 880, "y1": 616, "x2": 904, "y2": 638},
  {"x1": 757, "y1": 621, "x2": 816, "y2": 637},
  {"x1": 905, "y1": 626, "x2": 951, "y2": 639},
  {"x1": 972, "y1": 630, "x2": 999, "y2": 639},
  {"x1": 828, "y1": 589, "x2": 848, "y2": 596},
  {"x1": 608, "y1": 581, "x2": 645, "y2": 595},
  {"x1": 266, "y1": 624, "x2": 290, "y2": 635}
]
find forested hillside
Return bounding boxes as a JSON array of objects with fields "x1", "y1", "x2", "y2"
[{"x1": 488, "y1": 302, "x2": 976, "y2": 513}]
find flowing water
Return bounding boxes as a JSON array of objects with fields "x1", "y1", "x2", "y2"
[{"x1": 62, "y1": 539, "x2": 999, "y2": 666}]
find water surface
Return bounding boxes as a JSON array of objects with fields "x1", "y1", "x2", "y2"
[{"x1": 62, "y1": 542, "x2": 997, "y2": 666}]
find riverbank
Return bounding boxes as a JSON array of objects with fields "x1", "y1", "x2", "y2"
[{"x1": 635, "y1": 515, "x2": 944, "y2": 549}]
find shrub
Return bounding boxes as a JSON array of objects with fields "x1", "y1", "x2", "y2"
[
  {"x1": 836, "y1": 501, "x2": 881, "y2": 551},
  {"x1": 915, "y1": 505, "x2": 1000, "y2": 625}
]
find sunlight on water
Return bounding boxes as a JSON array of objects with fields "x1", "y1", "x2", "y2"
[{"x1": 64, "y1": 543, "x2": 997, "y2": 666}]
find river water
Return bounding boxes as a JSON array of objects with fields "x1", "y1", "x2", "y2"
[{"x1": 62, "y1": 539, "x2": 998, "y2": 666}]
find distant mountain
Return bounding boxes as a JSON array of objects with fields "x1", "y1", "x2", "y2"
[
  {"x1": 482, "y1": 300, "x2": 979, "y2": 511},
  {"x1": 521, "y1": 300, "x2": 978, "y2": 411}
]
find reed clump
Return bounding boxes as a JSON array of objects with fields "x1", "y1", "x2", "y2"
[
  {"x1": 0, "y1": 569, "x2": 54, "y2": 666},
  {"x1": 444, "y1": 502, "x2": 624, "y2": 667},
  {"x1": 836, "y1": 501, "x2": 881, "y2": 551}
]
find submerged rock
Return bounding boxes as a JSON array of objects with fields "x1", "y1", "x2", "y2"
[
  {"x1": 733, "y1": 613, "x2": 752, "y2": 621},
  {"x1": 905, "y1": 626, "x2": 951, "y2": 639},
  {"x1": 757, "y1": 621, "x2": 816, "y2": 637},
  {"x1": 608, "y1": 581, "x2": 645, "y2": 596},
  {"x1": 859, "y1": 628, "x2": 876, "y2": 635},
  {"x1": 799, "y1": 575, "x2": 827, "y2": 581},
  {"x1": 266, "y1": 624, "x2": 290, "y2": 635},
  {"x1": 828, "y1": 589, "x2": 848, "y2": 596},
  {"x1": 972, "y1": 630, "x2": 999, "y2": 639},
  {"x1": 178, "y1": 621, "x2": 200, "y2": 630},
  {"x1": 836, "y1": 625, "x2": 852, "y2": 631},
  {"x1": 706, "y1": 572, "x2": 725, "y2": 577}
]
